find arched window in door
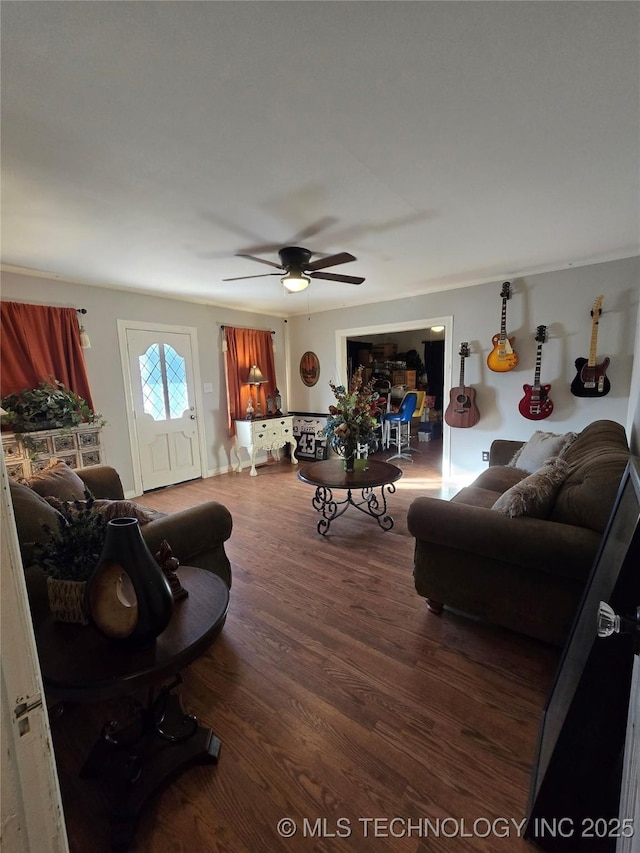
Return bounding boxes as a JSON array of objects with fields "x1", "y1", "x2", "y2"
[{"x1": 139, "y1": 343, "x2": 188, "y2": 421}]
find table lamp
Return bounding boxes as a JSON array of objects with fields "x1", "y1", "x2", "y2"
[{"x1": 246, "y1": 364, "x2": 267, "y2": 419}]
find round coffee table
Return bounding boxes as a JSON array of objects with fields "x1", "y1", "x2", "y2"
[
  {"x1": 36, "y1": 567, "x2": 229, "y2": 851},
  {"x1": 297, "y1": 458, "x2": 403, "y2": 534}
]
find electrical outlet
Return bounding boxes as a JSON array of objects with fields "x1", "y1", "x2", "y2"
[
  {"x1": 482, "y1": 451, "x2": 490, "y2": 462},
  {"x1": 203, "y1": 382, "x2": 213, "y2": 393}
]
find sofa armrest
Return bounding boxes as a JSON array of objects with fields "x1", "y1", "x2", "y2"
[
  {"x1": 76, "y1": 466, "x2": 126, "y2": 500},
  {"x1": 407, "y1": 496, "x2": 601, "y2": 581},
  {"x1": 141, "y1": 501, "x2": 233, "y2": 566},
  {"x1": 489, "y1": 439, "x2": 523, "y2": 467}
]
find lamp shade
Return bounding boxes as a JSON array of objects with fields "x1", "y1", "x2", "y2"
[
  {"x1": 281, "y1": 272, "x2": 310, "y2": 293},
  {"x1": 246, "y1": 364, "x2": 267, "y2": 384}
]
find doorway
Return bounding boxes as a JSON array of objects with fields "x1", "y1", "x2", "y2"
[
  {"x1": 335, "y1": 317, "x2": 453, "y2": 478},
  {"x1": 118, "y1": 320, "x2": 208, "y2": 494}
]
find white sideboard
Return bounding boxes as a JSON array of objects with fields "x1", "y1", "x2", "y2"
[
  {"x1": 233, "y1": 416, "x2": 297, "y2": 476},
  {"x1": 2, "y1": 426, "x2": 104, "y2": 480}
]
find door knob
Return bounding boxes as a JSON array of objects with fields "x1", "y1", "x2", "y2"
[{"x1": 190, "y1": 414, "x2": 196, "y2": 420}]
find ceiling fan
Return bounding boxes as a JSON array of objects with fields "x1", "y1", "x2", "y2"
[{"x1": 222, "y1": 246, "x2": 365, "y2": 293}]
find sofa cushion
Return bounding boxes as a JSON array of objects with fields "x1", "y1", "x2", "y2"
[
  {"x1": 492, "y1": 459, "x2": 568, "y2": 518},
  {"x1": 28, "y1": 459, "x2": 87, "y2": 501},
  {"x1": 9, "y1": 479, "x2": 63, "y2": 565},
  {"x1": 550, "y1": 420, "x2": 629, "y2": 532},
  {"x1": 451, "y1": 485, "x2": 504, "y2": 509},
  {"x1": 508, "y1": 430, "x2": 577, "y2": 473},
  {"x1": 473, "y1": 466, "x2": 528, "y2": 493}
]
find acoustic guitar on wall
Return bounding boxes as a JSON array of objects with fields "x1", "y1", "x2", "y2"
[
  {"x1": 518, "y1": 325, "x2": 554, "y2": 420},
  {"x1": 570, "y1": 295, "x2": 611, "y2": 398},
  {"x1": 445, "y1": 342, "x2": 480, "y2": 428},
  {"x1": 487, "y1": 281, "x2": 519, "y2": 372}
]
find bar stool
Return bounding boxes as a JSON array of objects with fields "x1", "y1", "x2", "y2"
[{"x1": 385, "y1": 392, "x2": 418, "y2": 462}]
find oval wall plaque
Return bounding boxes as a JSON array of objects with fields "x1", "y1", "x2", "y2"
[{"x1": 300, "y1": 352, "x2": 320, "y2": 387}]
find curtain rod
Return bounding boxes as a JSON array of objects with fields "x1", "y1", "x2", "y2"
[{"x1": 220, "y1": 325, "x2": 275, "y2": 334}]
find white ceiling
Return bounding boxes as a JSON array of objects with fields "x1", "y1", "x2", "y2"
[{"x1": 1, "y1": 2, "x2": 638, "y2": 318}]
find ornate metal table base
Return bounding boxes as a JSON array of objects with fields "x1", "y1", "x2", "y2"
[
  {"x1": 81, "y1": 675, "x2": 220, "y2": 851},
  {"x1": 312, "y1": 483, "x2": 397, "y2": 535}
]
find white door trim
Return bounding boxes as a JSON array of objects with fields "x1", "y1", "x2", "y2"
[
  {"x1": 335, "y1": 316, "x2": 453, "y2": 480},
  {"x1": 117, "y1": 320, "x2": 208, "y2": 496}
]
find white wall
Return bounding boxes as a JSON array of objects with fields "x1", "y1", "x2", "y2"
[
  {"x1": 2, "y1": 256, "x2": 637, "y2": 490},
  {"x1": 0, "y1": 271, "x2": 288, "y2": 493},
  {"x1": 287, "y1": 257, "x2": 639, "y2": 481}
]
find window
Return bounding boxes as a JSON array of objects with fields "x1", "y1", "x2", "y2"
[{"x1": 139, "y1": 343, "x2": 188, "y2": 421}]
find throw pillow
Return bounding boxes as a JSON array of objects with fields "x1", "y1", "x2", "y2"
[
  {"x1": 492, "y1": 459, "x2": 569, "y2": 518},
  {"x1": 28, "y1": 459, "x2": 87, "y2": 501},
  {"x1": 44, "y1": 496, "x2": 153, "y2": 525},
  {"x1": 9, "y1": 479, "x2": 64, "y2": 547},
  {"x1": 508, "y1": 430, "x2": 577, "y2": 474}
]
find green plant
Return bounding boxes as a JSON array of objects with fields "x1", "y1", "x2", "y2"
[
  {"x1": 36, "y1": 493, "x2": 107, "y2": 581},
  {"x1": 0, "y1": 379, "x2": 105, "y2": 434},
  {"x1": 320, "y1": 365, "x2": 381, "y2": 455}
]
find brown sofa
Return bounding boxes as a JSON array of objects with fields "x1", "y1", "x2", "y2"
[
  {"x1": 9, "y1": 463, "x2": 233, "y2": 626},
  {"x1": 407, "y1": 420, "x2": 630, "y2": 646}
]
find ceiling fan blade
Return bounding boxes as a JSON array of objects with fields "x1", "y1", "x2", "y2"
[
  {"x1": 306, "y1": 252, "x2": 356, "y2": 271},
  {"x1": 236, "y1": 253, "x2": 283, "y2": 269},
  {"x1": 309, "y1": 271, "x2": 364, "y2": 285},
  {"x1": 289, "y1": 216, "x2": 339, "y2": 245},
  {"x1": 222, "y1": 273, "x2": 281, "y2": 281}
]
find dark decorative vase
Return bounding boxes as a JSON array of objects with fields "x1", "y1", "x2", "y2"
[{"x1": 87, "y1": 518, "x2": 174, "y2": 647}]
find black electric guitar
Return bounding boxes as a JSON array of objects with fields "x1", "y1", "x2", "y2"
[
  {"x1": 487, "y1": 281, "x2": 519, "y2": 372},
  {"x1": 519, "y1": 325, "x2": 553, "y2": 420},
  {"x1": 570, "y1": 295, "x2": 611, "y2": 397},
  {"x1": 445, "y1": 343, "x2": 480, "y2": 428}
]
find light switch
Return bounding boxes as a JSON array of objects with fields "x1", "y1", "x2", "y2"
[{"x1": 203, "y1": 382, "x2": 213, "y2": 393}]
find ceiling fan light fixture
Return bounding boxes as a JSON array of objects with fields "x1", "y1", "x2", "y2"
[{"x1": 281, "y1": 271, "x2": 310, "y2": 293}]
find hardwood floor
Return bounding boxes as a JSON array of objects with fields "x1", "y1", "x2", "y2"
[{"x1": 50, "y1": 440, "x2": 560, "y2": 852}]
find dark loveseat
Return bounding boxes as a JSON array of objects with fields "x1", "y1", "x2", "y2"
[
  {"x1": 407, "y1": 420, "x2": 630, "y2": 646},
  {"x1": 9, "y1": 462, "x2": 233, "y2": 626}
]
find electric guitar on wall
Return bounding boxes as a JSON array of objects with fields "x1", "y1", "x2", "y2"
[
  {"x1": 445, "y1": 342, "x2": 480, "y2": 428},
  {"x1": 518, "y1": 325, "x2": 554, "y2": 420},
  {"x1": 487, "y1": 281, "x2": 519, "y2": 372},
  {"x1": 570, "y1": 295, "x2": 611, "y2": 398}
]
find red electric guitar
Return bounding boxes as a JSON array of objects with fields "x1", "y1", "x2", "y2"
[
  {"x1": 519, "y1": 325, "x2": 554, "y2": 420},
  {"x1": 487, "y1": 281, "x2": 519, "y2": 372},
  {"x1": 445, "y1": 342, "x2": 480, "y2": 428}
]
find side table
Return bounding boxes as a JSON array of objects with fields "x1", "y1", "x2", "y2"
[
  {"x1": 233, "y1": 416, "x2": 298, "y2": 476},
  {"x1": 36, "y1": 567, "x2": 229, "y2": 851}
]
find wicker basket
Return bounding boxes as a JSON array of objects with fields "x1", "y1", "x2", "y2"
[{"x1": 46, "y1": 577, "x2": 89, "y2": 625}]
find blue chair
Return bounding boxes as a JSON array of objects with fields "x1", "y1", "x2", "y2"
[{"x1": 384, "y1": 391, "x2": 418, "y2": 462}]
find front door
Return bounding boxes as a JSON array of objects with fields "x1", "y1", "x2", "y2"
[{"x1": 126, "y1": 328, "x2": 203, "y2": 491}]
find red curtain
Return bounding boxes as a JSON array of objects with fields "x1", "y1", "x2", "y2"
[
  {"x1": 224, "y1": 326, "x2": 277, "y2": 435},
  {"x1": 1, "y1": 301, "x2": 95, "y2": 408}
]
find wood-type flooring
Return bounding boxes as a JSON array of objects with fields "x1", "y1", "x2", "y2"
[{"x1": 48, "y1": 439, "x2": 560, "y2": 852}]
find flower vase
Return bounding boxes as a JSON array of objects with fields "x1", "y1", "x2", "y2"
[
  {"x1": 87, "y1": 517, "x2": 174, "y2": 647},
  {"x1": 340, "y1": 441, "x2": 357, "y2": 472}
]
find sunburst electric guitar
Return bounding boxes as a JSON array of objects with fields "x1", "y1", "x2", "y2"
[
  {"x1": 487, "y1": 281, "x2": 519, "y2": 372},
  {"x1": 445, "y1": 343, "x2": 480, "y2": 428},
  {"x1": 570, "y1": 295, "x2": 611, "y2": 397},
  {"x1": 519, "y1": 325, "x2": 554, "y2": 420}
]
